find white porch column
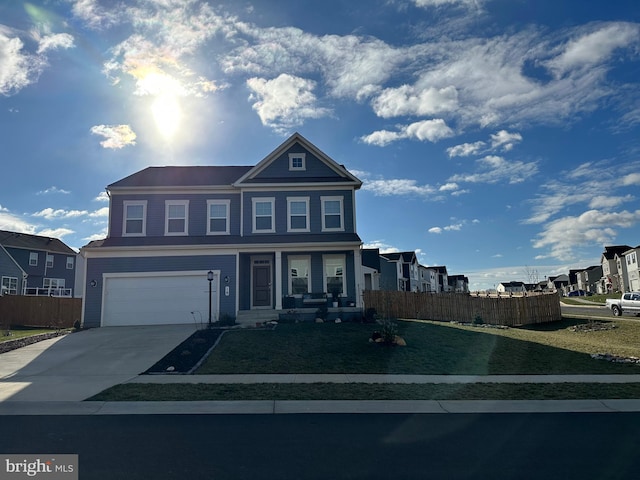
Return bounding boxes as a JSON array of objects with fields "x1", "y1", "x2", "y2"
[
  {"x1": 353, "y1": 247, "x2": 364, "y2": 308},
  {"x1": 275, "y1": 250, "x2": 282, "y2": 309}
]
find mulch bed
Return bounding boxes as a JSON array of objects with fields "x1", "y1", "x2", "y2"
[{"x1": 144, "y1": 328, "x2": 224, "y2": 374}]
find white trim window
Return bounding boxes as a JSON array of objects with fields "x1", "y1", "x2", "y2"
[
  {"x1": 207, "y1": 200, "x2": 230, "y2": 235},
  {"x1": 289, "y1": 153, "x2": 306, "y2": 171},
  {"x1": 66, "y1": 257, "x2": 74, "y2": 270},
  {"x1": 324, "y1": 254, "x2": 346, "y2": 296},
  {"x1": 321, "y1": 196, "x2": 344, "y2": 231},
  {"x1": 252, "y1": 197, "x2": 275, "y2": 233},
  {"x1": 29, "y1": 252, "x2": 38, "y2": 266},
  {"x1": 44, "y1": 278, "x2": 65, "y2": 293},
  {"x1": 287, "y1": 197, "x2": 310, "y2": 232},
  {"x1": 1, "y1": 276, "x2": 18, "y2": 295},
  {"x1": 165, "y1": 200, "x2": 189, "y2": 236},
  {"x1": 46, "y1": 254, "x2": 54, "y2": 268},
  {"x1": 123, "y1": 201, "x2": 147, "y2": 236},
  {"x1": 289, "y1": 256, "x2": 311, "y2": 295}
]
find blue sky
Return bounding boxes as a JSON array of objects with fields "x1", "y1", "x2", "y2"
[{"x1": 1, "y1": 0, "x2": 639, "y2": 290}]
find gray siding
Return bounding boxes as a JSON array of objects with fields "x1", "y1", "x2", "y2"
[
  {"x1": 4, "y1": 247, "x2": 75, "y2": 292},
  {"x1": 84, "y1": 254, "x2": 237, "y2": 328},
  {"x1": 0, "y1": 248, "x2": 24, "y2": 294}
]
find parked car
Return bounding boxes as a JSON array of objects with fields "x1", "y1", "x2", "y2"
[
  {"x1": 605, "y1": 292, "x2": 640, "y2": 316},
  {"x1": 567, "y1": 290, "x2": 586, "y2": 297}
]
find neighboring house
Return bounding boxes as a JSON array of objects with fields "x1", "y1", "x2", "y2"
[
  {"x1": 361, "y1": 248, "x2": 381, "y2": 291},
  {"x1": 418, "y1": 264, "x2": 437, "y2": 292},
  {"x1": 547, "y1": 274, "x2": 569, "y2": 293},
  {"x1": 497, "y1": 281, "x2": 526, "y2": 294},
  {"x1": 0, "y1": 230, "x2": 77, "y2": 297},
  {"x1": 80, "y1": 133, "x2": 364, "y2": 327},
  {"x1": 448, "y1": 274, "x2": 469, "y2": 293},
  {"x1": 575, "y1": 266, "x2": 602, "y2": 294},
  {"x1": 600, "y1": 245, "x2": 631, "y2": 293},
  {"x1": 622, "y1": 246, "x2": 640, "y2": 292},
  {"x1": 379, "y1": 251, "x2": 419, "y2": 291},
  {"x1": 430, "y1": 266, "x2": 449, "y2": 292}
]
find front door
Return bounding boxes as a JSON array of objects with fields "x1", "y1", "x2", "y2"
[{"x1": 252, "y1": 260, "x2": 272, "y2": 308}]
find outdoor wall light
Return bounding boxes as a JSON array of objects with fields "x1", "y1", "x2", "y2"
[
  {"x1": 224, "y1": 275, "x2": 229, "y2": 283},
  {"x1": 89, "y1": 280, "x2": 97, "y2": 288}
]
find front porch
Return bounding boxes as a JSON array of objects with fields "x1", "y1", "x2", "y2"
[{"x1": 235, "y1": 306, "x2": 363, "y2": 326}]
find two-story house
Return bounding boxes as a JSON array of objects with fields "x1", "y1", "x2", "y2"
[
  {"x1": 418, "y1": 264, "x2": 437, "y2": 293},
  {"x1": 600, "y1": 245, "x2": 632, "y2": 293},
  {"x1": 0, "y1": 230, "x2": 77, "y2": 297},
  {"x1": 623, "y1": 246, "x2": 640, "y2": 292},
  {"x1": 379, "y1": 252, "x2": 419, "y2": 292},
  {"x1": 80, "y1": 133, "x2": 363, "y2": 327}
]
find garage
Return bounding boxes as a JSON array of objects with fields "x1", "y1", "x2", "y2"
[{"x1": 102, "y1": 271, "x2": 219, "y2": 326}]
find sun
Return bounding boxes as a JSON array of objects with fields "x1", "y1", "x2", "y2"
[{"x1": 152, "y1": 93, "x2": 182, "y2": 140}]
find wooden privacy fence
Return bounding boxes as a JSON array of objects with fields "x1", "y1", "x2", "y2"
[
  {"x1": 0, "y1": 296, "x2": 81, "y2": 328},
  {"x1": 363, "y1": 291, "x2": 562, "y2": 326}
]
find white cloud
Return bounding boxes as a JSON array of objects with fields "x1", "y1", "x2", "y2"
[
  {"x1": 94, "y1": 191, "x2": 109, "y2": 202},
  {"x1": 428, "y1": 227, "x2": 443, "y2": 234},
  {"x1": 37, "y1": 227, "x2": 74, "y2": 239},
  {"x1": 372, "y1": 85, "x2": 459, "y2": 118},
  {"x1": 447, "y1": 141, "x2": 485, "y2": 157},
  {"x1": 37, "y1": 186, "x2": 71, "y2": 195},
  {"x1": 361, "y1": 119, "x2": 453, "y2": 146},
  {"x1": 548, "y1": 23, "x2": 640, "y2": 75},
  {"x1": 247, "y1": 74, "x2": 330, "y2": 133},
  {"x1": 413, "y1": 0, "x2": 485, "y2": 8},
  {"x1": 35, "y1": 33, "x2": 74, "y2": 55},
  {"x1": 622, "y1": 173, "x2": 640, "y2": 186},
  {"x1": 89, "y1": 207, "x2": 109, "y2": 218},
  {"x1": 490, "y1": 130, "x2": 522, "y2": 151},
  {"x1": 589, "y1": 195, "x2": 634, "y2": 209},
  {"x1": 32, "y1": 208, "x2": 88, "y2": 220},
  {"x1": 70, "y1": 0, "x2": 121, "y2": 29},
  {"x1": 0, "y1": 211, "x2": 37, "y2": 234},
  {"x1": 439, "y1": 183, "x2": 459, "y2": 192},
  {"x1": 532, "y1": 209, "x2": 640, "y2": 261},
  {"x1": 90, "y1": 124, "x2": 137, "y2": 149},
  {"x1": 362, "y1": 178, "x2": 436, "y2": 197},
  {"x1": 449, "y1": 155, "x2": 538, "y2": 184},
  {"x1": 362, "y1": 240, "x2": 400, "y2": 253}
]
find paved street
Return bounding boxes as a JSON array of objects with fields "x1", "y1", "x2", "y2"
[{"x1": 2, "y1": 413, "x2": 639, "y2": 479}]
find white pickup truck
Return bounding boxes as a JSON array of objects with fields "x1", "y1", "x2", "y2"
[{"x1": 606, "y1": 292, "x2": 640, "y2": 316}]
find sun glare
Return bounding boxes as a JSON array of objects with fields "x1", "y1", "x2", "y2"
[{"x1": 151, "y1": 93, "x2": 182, "y2": 140}]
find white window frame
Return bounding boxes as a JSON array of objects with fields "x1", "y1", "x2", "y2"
[
  {"x1": 321, "y1": 196, "x2": 344, "y2": 232},
  {"x1": 46, "y1": 254, "x2": 54, "y2": 268},
  {"x1": 289, "y1": 153, "x2": 306, "y2": 171},
  {"x1": 252, "y1": 197, "x2": 275, "y2": 233},
  {"x1": 29, "y1": 252, "x2": 38, "y2": 266},
  {"x1": 289, "y1": 255, "x2": 311, "y2": 295},
  {"x1": 43, "y1": 278, "x2": 65, "y2": 290},
  {"x1": 207, "y1": 200, "x2": 230, "y2": 235},
  {"x1": 165, "y1": 200, "x2": 189, "y2": 236},
  {"x1": 66, "y1": 257, "x2": 74, "y2": 270},
  {"x1": 1, "y1": 276, "x2": 18, "y2": 295},
  {"x1": 287, "y1": 197, "x2": 310, "y2": 232},
  {"x1": 123, "y1": 201, "x2": 147, "y2": 237},
  {"x1": 323, "y1": 254, "x2": 346, "y2": 296}
]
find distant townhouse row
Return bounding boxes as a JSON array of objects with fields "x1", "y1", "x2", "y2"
[{"x1": 362, "y1": 249, "x2": 469, "y2": 293}]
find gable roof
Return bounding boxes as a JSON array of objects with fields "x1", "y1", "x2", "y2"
[
  {"x1": 233, "y1": 132, "x2": 362, "y2": 187},
  {"x1": 601, "y1": 245, "x2": 633, "y2": 260},
  {"x1": 380, "y1": 251, "x2": 417, "y2": 263},
  {"x1": 108, "y1": 166, "x2": 252, "y2": 189},
  {"x1": 0, "y1": 229, "x2": 76, "y2": 255}
]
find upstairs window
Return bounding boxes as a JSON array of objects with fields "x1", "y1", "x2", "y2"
[
  {"x1": 252, "y1": 198, "x2": 275, "y2": 233},
  {"x1": 66, "y1": 257, "x2": 74, "y2": 270},
  {"x1": 123, "y1": 201, "x2": 147, "y2": 236},
  {"x1": 289, "y1": 153, "x2": 306, "y2": 171},
  {"x1": 321, "y1": 196, "x2": 344, "y2": 231},
  {"x1": 207, "y1": 200, "x2": 230, "y2": 235},
  {"x1": 46, "y1": 254, "x2": 54, "y2": 268},
  {"x1": 287, "y1": 197, "x2": 309, "y2": 232},
  {"x1": 29, "y1": 252, "x2": 38, "y2": 266},
  {"x1": 165, "y1": 200, "x2": 189, "y2": 235}
]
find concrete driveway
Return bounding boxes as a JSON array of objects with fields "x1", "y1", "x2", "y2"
[{"x1": 0, "y1": 325, "x2": 197, "y2": 402}]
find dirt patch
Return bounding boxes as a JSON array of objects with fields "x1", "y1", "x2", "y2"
[{"x1": 144, "y1": 328, "x2": 224, "y2": 374}]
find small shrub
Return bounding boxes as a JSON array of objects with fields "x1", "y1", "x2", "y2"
[
  {"x1": 472, "y1": 315, "x2": 484, "y2": 325},
  {"x1": 380, "y1": 320, "x2": 398, "y2": 345},
  {"x1": 363, "y1": 307, "x2": 377, "y2": 323},
  {"x1": 73, "y1": 319, "x2": 81, "y2": 331}
]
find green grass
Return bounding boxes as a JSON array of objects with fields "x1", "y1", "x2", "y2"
[
  {"x1": 195, "y1": 320, "x2": 640, "y2": 375},
  {"x1": 88, "y1": 382, "x2": 640, "y2": 402},
  {"x1": 0, "y1": 326, "x2": 66, "y2": 342}
]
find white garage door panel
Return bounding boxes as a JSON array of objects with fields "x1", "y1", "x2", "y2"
[{"x1": 103, "y1": 273, "x2": 218, "y2": 326}]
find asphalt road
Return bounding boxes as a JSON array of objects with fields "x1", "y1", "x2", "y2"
[
  {"x1": 2, "y1": 413, "x2": 640, "y2": 479},
  {"x1": 561, "y1": 303, "x2": 618, "y2": 319}
]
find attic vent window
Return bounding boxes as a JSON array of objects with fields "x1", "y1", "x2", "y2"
[{"x1": 289, "y1": 153, "x2": 306, "y2": 171}]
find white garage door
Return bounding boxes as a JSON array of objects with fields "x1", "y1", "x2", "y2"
[{"x1": 102, "y1": 271, "x2": 218, "y2": 326}]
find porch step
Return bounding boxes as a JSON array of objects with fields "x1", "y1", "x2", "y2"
[{"x1": 235, "y1": 310, "x2": 280, "y2": 326}]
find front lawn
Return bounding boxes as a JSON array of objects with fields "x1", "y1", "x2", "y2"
[
  {"x1": 195, "y1": 319, "x2": 640, "y2": 375},
  {"x1": 0, "y1": 326, "x2": 67, "y2": 342}
]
